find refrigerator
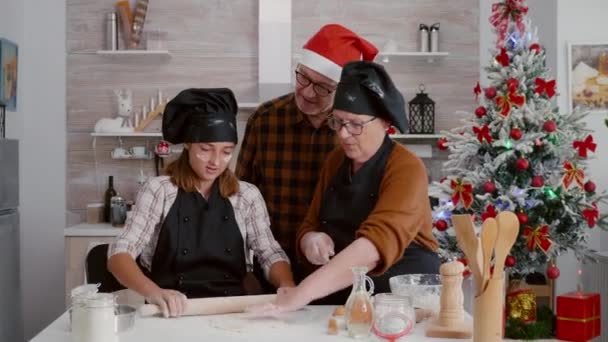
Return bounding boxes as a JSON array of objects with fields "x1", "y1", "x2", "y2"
[{"x1": 0, "y1": 139, "x2": 22, "y2": 342}]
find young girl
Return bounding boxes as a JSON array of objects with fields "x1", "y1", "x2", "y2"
[{"x1": 108, "y1": 88, "x2": 294, "y2": 318}]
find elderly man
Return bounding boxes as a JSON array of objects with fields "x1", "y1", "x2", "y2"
[{"x1": 235, "y1": 24, "x2": 378, "y2": 285}]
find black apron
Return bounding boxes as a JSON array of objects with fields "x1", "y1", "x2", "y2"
[
  {"x1": 315, "y1": 135, "x2": 440, "y2": 305},
  {"x1": 149, "y1": 183, "x2": 247, "y2": 298}
]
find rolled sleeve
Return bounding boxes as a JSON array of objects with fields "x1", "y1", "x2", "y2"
[
  {"x1": 356, "y1": 160, "x2": 429, "y2": 276},
  {"x1": 244, "y1": 184, "x2": 289, "y2": 279},
  {"x1": 108, "y1": 178, "x2": 165, "y2": 263}
]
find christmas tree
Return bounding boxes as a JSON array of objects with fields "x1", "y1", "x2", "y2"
[{"x1": 429, "y1": 0, "x2": 608, "y2": 278}]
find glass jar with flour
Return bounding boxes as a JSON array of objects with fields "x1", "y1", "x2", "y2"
[{"x1": 71, "y1": 293, "x2": 118, "y2": 342}]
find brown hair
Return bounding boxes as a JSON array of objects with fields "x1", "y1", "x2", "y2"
[{"x1": 165, "y1": 151, "x2": 240, "y2": 198}]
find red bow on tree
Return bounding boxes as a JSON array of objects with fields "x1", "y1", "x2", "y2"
[
  {"x1": 573, "y1": 135, "x2": 597, "y2": 158},
  {"x1": 562, "y1": 161, "x2": 585, "y2": 189},
  {"x1": 535, "y1": 78, "x2": 556, "y2": 98},
  {"x1": 496, "y1": 48, "x2": 510, "y2": 67},
  {"x1": 495, "y1": 88, "x2": 525, "y2": 116},
  {"x1": 523, "y1": 225, "x2": 553, "y2": 255},
  {"x1": 490, "y1": 0, "x2": 529, "y2": 48},
  {"x1": 474, "y1": 82, "x2": 482, "y2": 100},
  {"x1": 450, "y1": 179, "x2": 474, "y2": 209},
  {"x1": 457, "y1": 258, "x2": 472, "y2": 277},
  {"x1": 582, "y1": 203, "x2": 599, "y2": 228},
  {"x1": 482, "y1": 204, "x2": 498, "y2": 222},
  {"x1": 473, "y1": 125, "x2": 493, "y2": 144}
]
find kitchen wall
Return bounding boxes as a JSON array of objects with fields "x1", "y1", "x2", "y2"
[
  {"x1": 66, "y1": 0, "x2": 480, "y2": 225},
  {"x1": 1, "y1": 0, "x2": 67, "y2": 340},
  {"x1": 554, "y1": 0, "x2": 608, "y2": 300}
]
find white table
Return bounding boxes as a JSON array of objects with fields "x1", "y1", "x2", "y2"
[{"x1": 30, "y1": 305, "x2": 561, "y2": 342}]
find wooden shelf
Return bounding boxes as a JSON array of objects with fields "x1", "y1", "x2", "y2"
[
  {"x1": 96, "y1": 49, "x2": 170, "y2": 56},
  {"x1": 378, "y1": 51, "x2": 449, "y2": 63},
  {"x1": 91, "y1": 132, "x2": 162, "y2": 137},
  {"x1": 238, "y1": 102, "x2": 260, "y2": 109},
  {"x1": 390, "y1": 133, "x2": 443, "y2": 139}
]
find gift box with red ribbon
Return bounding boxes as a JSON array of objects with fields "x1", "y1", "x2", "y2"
[{"x1": 556, "y1": 292, "x2": 601, "y2": 342}]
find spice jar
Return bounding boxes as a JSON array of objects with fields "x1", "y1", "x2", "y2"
[{"x1": 371, "y1": 293, "x2": 415, "y2": 341}]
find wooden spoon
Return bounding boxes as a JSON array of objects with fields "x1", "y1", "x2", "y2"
[
  {"x1": 451, "y1": 214, "x2": 483, "y2": 294},
  {"x1": 480, "y1": 218, "x2": 498, "y2": 292},
  {"x1": 493, "y1": 211, "x2": 520, "y2": 279}
]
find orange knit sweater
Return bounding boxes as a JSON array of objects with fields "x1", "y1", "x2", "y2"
[{"x1": 296, "y1": 143, "x2": 439, "y2": 276}]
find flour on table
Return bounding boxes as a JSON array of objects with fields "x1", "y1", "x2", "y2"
[{"x1": 208, "y1": 308, "x2": 322, "y2": 334}]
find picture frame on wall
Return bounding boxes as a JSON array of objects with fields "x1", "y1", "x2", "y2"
[
  {"x1": 0, "y1": 38, "x2": 18, "y2": 111},
  {"x1": 567, "y1": 42, "x2": 608, "y2": 113}
]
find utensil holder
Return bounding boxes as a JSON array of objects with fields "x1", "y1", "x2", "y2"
[{"x1": 473, "y1": 276, "x2": 504, "y2": 342}]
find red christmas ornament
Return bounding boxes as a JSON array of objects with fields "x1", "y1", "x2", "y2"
[
  {"x1": 531, "y1": 176, "x2": 544, "y2": 188},
  {"x1": 515, "y1": 158, "x2": 529, "y2": 171},
  {"x1": 505, "y1": 255, "x2": 516, "y2": 267},
  {"x1": 543, "y1": 120, "x2": 557, "y2": 133},
  {"x1": 475, "y1": 106, "x2": 487, "y2": 118},
  {"x1": 485, "y1": 87, "x2": 497, "y2": 99},
  {"x1": 435, "y1": 219, "x2": 448, "y2": 231},
  {"x1": 437, "y1": 138, "x2": 448, "y2": 151},
  {"x1": 155, "y1": 141, "x2": 170, "y2": 156},
  {"x1": 517, "y1": 212, "x2": 528, "y2": 225},
  {"x1": 483, "y1": 181, "x2": 496, "y2": 194},
  {"x1": 510, "y1": 128, "x2": 522, "y2": 140},
  {"x1": 546, "y1": 264, "x2": 560, "y2": 280},
  {"x1": 584, "y1": 181, "x2": 596, "y2": 193},
  {"x1": 529, "y1": 43, "x2": 541, "y2": 54}
]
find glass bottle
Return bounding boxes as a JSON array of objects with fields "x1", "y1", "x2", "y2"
[
  {"x1": 345, "y1": 266, "x2": 375, "y2": 339},
  {"x1": 104, "y1": 176, "x2": 117, "y2": 222}
]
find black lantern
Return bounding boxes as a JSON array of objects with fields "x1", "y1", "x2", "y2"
[{"x1": 408, "y1": 84, "x2": 435, "y2": 134}]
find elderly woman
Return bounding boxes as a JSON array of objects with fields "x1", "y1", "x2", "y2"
[
  {"x1": 108, "y1": 88, "x2": 294, "y2": 318},
  {"x1": 266, "y1": 61, "x2": 440, "y2": 310}
]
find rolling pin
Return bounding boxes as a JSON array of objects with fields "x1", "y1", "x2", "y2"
[{"x1": 138, "y1": 294, "x2": 277, "y2": 317}]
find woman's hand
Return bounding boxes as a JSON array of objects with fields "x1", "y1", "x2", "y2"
[
  {"x1": 146, "y1": 288, "x2": 188, "y2": 318},
  {"x1": 301, "y1": 232, "x2": 335, "y2": 265}
]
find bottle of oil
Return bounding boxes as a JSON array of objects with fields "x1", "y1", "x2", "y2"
[{"x1": 345, "y1": 266, "x2": 375, "y2": 339}]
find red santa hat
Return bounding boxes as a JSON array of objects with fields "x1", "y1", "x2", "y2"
[{"x1": 300, "y1": 24, "x2": 378, "y2": 83}]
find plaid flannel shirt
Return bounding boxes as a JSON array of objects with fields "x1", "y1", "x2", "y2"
[
  {"x1": 235, "y1": 94, "x2": 337, "y2": 259},
  {"x1": 108, "y1": 176, "x2": 288, "y2": 278}
]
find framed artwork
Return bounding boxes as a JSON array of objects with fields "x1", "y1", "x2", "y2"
[
  {"x1": 568, "y1": 42, "x2": 608, "y2": 112},
  {"x1": 0, "y1": 38, "x2": 18, "y2": 111}
]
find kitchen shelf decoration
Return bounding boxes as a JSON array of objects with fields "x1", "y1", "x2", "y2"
[{"x1": 408, "y1": 84, "x2": 436, "y2": 134}]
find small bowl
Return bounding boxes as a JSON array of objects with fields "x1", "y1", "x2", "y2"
[
  {"x1": 115, "y1": 304, "x2": 136, "y2": 333},
  {"x1": 389, "y1": 274, "x2": 442, "y2": 312}
]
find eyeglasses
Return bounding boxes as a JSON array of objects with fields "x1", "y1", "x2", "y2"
[
  {"x1": 295, "y1": 70, "x2": 336, "y2": 97},
  {"x1": 327, "y1": 115, "x2": 377, "y2": 136}
]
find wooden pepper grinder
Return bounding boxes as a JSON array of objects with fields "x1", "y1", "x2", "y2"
[{"x1": 426, "y1": 261, "x2": 472, "y2": 339}]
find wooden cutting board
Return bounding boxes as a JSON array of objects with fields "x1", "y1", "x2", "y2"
[{"x1": 138, "y1": 294, "x2": 277, "y2": 317}]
